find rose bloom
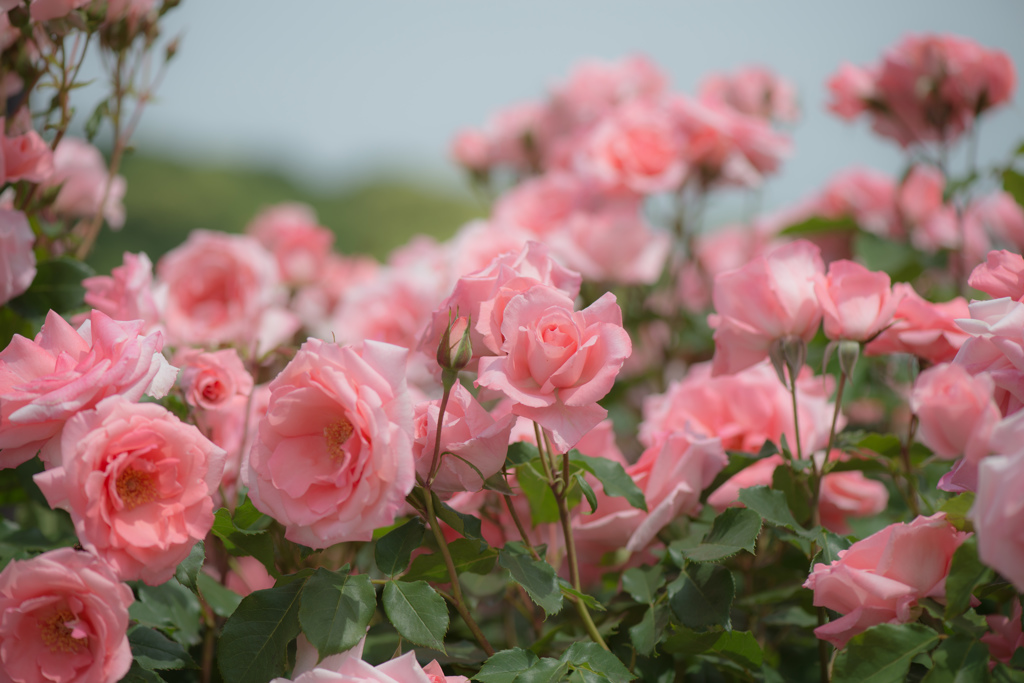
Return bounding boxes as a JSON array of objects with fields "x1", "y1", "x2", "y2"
[
  {"x1": 43, "y1": 137, "x2": 126, "y2": 230},
  {"x1": 814, "y1": 259, "x2": 902, "y2": 341},
  {"x1": 245, "y1": 202, "x2": 335, "y2": 286},
  {"x1": 954, "y1": 297, "x2": 1024, "y2": 416},
  {"x1": 0, "y1": 547, "x2": 133, "y2": 683},
  {"x1": 0, "y1": 208, "x2": 35, "y2": 305},
  {"x1": 804, "y1": 512, "x2": 969, "y2": 648},
  {"x1": 864, "y1": 284, "x2": 970, "y2": 364},
  {"x1": 973, "y1": 451, "x2": 1024, "y2": 592},
  {"x1": 476, "y1": 284, "x2": 631, "y2": 452},
  {"x1": 412, "y1": 382, "x2": 515, "y2": 493},
  {"x1": 243, "y1": 339, "x2": 414, "y2": 547},
  {"x1": 0, "y1": 310, "x2": 176, "y2": 469},
  {"x1": 273, "y1": 636, "x2": 468, "y2": 683},
  {"x1": 808, "y1": 167, "x2": 899, "y2": 239},
  {"x1": 156, "y1": 229, "x2": 298, "y2": 351},
  {"x1": 549, "y1": 54, "x2": 667, "y2": 131},
  {"x1": 34, "y1": 396, "x2": 225, "y2": 585},
  {"x1": 982, "y1": 601, "x2": 1024, "y2": 668},
  {"x1": 969, "y1": 250, "x2": 1024, "y2": 301},
  {"x1": 2, "y1": 125, "x2": 53, "y2": 183},
  {"x1": 698, "y1": 65, "x2": 799, "y2": 123},
  {"x1": 490, "y1": 172, "x2": 595, "y2": 238},
  {"x1": 175, "y1": 347, "x2": 253, "y2": 411},
  {"x1": 292, "y1": 253, "x2": 380, "y2": 340},
  {"x1": 204, "y1": 384, "x2": 271, "y2": 509},
  {"x1": 708, "y1": 239, "x2": 824, "y2": 375},
  {"x1": 79, "y1": 251, "x2": 160, "y2": 331},
  {"x1": 910, "y1": 363, "x2": 1000, "y2": 459}
]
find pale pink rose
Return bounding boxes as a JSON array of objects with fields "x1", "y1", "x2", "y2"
[
  {"x1": 175, "y1": 347, "x2": 253, "y2": 411},
  {"x1": 826, "y1": 63, "x2": 876, "y2": 120},
  {"x1": 462, "y1": 101, "x2": 547, "y2": 174},
  {"x1": 450, "y1": 128, "x2": 491, "y2": 171},
  {"x1": 982, "y1": 601, "x2": 1024, "y2": 667},
  {"x1": 954, "y1": 297, "x2": 1024, "y2": 416},
  {"x1": 156, "y1": 230, "x2": 298, "y2": 351},
  {"x1": 804, "y1": 512, "x2": 969, "y2": 648},
  {"x1": 706, "y1": 455, "x2": 783, "y2": 512},
  {"x1": 813, "y1": 168, "x2": 899, "y2": 238},
  {"x1": 709, "y1": 239, "x2": 824, "y2": 375},
  {"x1": 292, "y1": 253, "x2": 379, "y2": 339},
  {"x1": 967, "y1": 192, "x2": 1024, "y2": 255},
  {"x1": 2, "y1": 125, "x2": 53, "y2": 183},
  {"x1": 245, "y1": 203, "x2": 335, "y2": 286},
  {"x1": 412, "y1": 382, "x2": 515, "y2": 493},
  {"x1": 969, "y1": 250, "x2": 1024, "y2": 301},
  {"x1": 973, "y1": 453, "x2": 1024, "y2": 591},
  {"x1": 910, "y1": 363, "x2": 1000, "y2": 459},
  {"x1": 550, "y1": 55, "x2": 667, "y2": 130},
  {"x1": 899, "y1": 166, "x2": 961, "y2": 253},
  {"x1": 0, "y1": 547, "x2": 133, "y2": 683},
  {"x1": 420, "y1": 241, "x2": 581, "y2": 361},
  {"x1": 103, "y1": 0, "x2": 158, "y2": 25},
  {"x1": 0, "y1": 208, "x2": 35, "y2": 305},
  {"x1": 44, "y1": 137, "x2": 126, "y2": 230},
  {"x1": 34, "y1": 396, "x2": 225, "y2": 584},
  {"x1": 79, "y1": 251, "x2": 159, "y2": 331},
  {"x1": 273, "y1": 636, "x2": 468, "y2": 683},
  {"x1": 204, "y1": 384, "x2": 271, "y2": 509},
  {"x1": 203, "y1": 555, "x2": 274, "y2": 598},
  {"x1": 699, "y1": 65, "x2": 799, "y2": 123},
  {"x1": 814, "y1": 260, "x2": 902, "y2": 341},
  {"x1": 491, "y1": 172, "x2": 595, "y2": 238},
  {"x1": 476, "y1": 285, "x2": 631, "y2": 452},
  {"x1": 576, "y1": 99, "x2": 686, "y2": 194},
  {"x1": 0, "y1": 310, "x2": 176, "y2": 469},
  {"x1": 675, "y1": 224, "x2": 772, "y2": 313},
  {"x1": 864, "y1": 284, "x2": 970, "y2": 364},
  {"x1": 29, "y1": 0, "x2": 90, "y2": 20},
  {"x1": 444, "y1": 220, "x2": 533, "y2": 279},
  {"x1": 243, "y1": 339, "x2": 414, "y2": 547}
]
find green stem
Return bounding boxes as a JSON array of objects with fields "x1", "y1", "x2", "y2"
[
  {"x1": 426, "y1": 380, "x2": 455, "y2": 487},
  {"x1": 813, "y1": 372, "x2": 848, "y2": 527},
  {"x1": 901, "y1": 416, "x2": 921, "y2": 517},
  {"x1": 504, "y1": 491, "x2": 542, "y2": 562},
  {"x1": 788, "y1": 368, "x2": 804, "y2": 462}
]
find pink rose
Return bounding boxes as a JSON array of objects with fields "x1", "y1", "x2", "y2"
[
  {"x1": 203, "y1": 555, "x2": 274, "y2": 598},
  {"x1": 79, "y1": 251, "x2": 159, "y2": 331},
  {"x1": 156, "y1": 230, "x2": 298, "y2": 351},
  {"x1": 34, "y1": 396, "x2": 225, "y2": 584},
  {"x1": 450, "y1": 128, "x2": 491, "y2": 171},
  {"x1": 0, "y1": 310, "x2": 176, "y2": 469},
  {"x1": 826, "y1": 63, "x2": 876, "y2": 120},
  {"x1": 0, "y1": 547, "x2": 133, "y2": 683},
  {"x1": 969, "y1": 250, "x2": 1024, "y2": 301},
  {"x1": 204, "y1": 384, "x2": 271, "y2": 508},
  {"x1": 0, "y1": 208, "x2": 35, "y2": 305},
  {"x1": 243, "y1": 339, "x2": 414, "y2": 547},
  {"x1": 812, "y1": 168, "x2": 899, "y2": 238},
  {"x1": 954, "y1": 297, "x2": 1024, "y2": 416},
  {"x1": 699, "y1": 65, "x2": 799, "y2": 123},
  {"x1": 709, "y1": 239, "x2": 824, "y2": 375},
  {"x1": 982, "y1": 601, "x2": 1024, "y2": 667},
  {"x1": 814, "y1": 259, "x2": 902, "y2": 341},
  {"x1": 274, "y1": 637, "x2": 468, "y2": 683},
  {"x1": 175, "y1": 347, "x2": 253, "y2": 411},
  {"x1": 864, "y1": 284, "x2": 970, "y2": 364},
  {"x1": 973, "y1": 452, "x2": 1024, "y2": 592},
  {"x1": 491, "y1": 172, "x2": 594, "y2": 237},
  {"x1": 2, "y1": 125, "x2": 53, "y2": 183},
  {"x1": 29, "y1": 0, "x2": 90, "y2": 20},
  {"x1": 550, "y1": 55, "x2": 666, "y2": 130},
  {"x1": 292, "y1": 253, "x2": 379, "y2": 339},
  {"x1": 804, "y1": 512, "x2": 969, "y2": 648},
  {"x1": 44, "y1": 137, "x2": 126, "y2": 230},
  {"x1": 476, "y1": 285, "x2": 631, "y2": 452},
  {"x1": 245, "y1": 203, "x2": 335, "y2": 286},
  {"x1": 910, "y1": 363, "x2": 1000, "y2": 459},
  {"x1": 412, "y1": 382, "x2": 515, "y2": 493}
]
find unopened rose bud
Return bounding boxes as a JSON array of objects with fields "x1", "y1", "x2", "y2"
[{"x1": 437, "y1": 313, "x2": 472, "y2": 374}]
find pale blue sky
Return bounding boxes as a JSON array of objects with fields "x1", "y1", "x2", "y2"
[{"x1": 95, "y1": 1, "x2": 1024, "y2": 214}]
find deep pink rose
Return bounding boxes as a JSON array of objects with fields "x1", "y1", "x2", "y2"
[
  {"x1": 910, "y1": 363, "x2": 1000, "y2": 459},
  {"x1": 243, "y1": 339, "x2": 414, "y2": 547},
  {"x1": 814, "y1": 260, "x2": 902, "y2": 341},
  {"x1": 34, "y1": 396, "x2": 225, "y2": 584},
  {"x1": 0, "y1": 547, "x2": 133, "y2": 683},
  {"x1": 709, "y1": 239, "x2": 824, "y2": 375},
  {"x1": 175, "y1": 347, "x2": 253, "y2": 411},
  {"x1": 412, "y1": 382, "x2": 515, "y2": 493},
  {"x1": 699, "y1": 65, "x2": 799, "y2": 123},
  {"x1": 79, "y1": 251, "x2": 159, "y2": 331},
  {"x1": 0, "y1": 208, "x2": 35, "y2": 305},
  {"x1": 954, "y1": 297, "x2": 1024, "y2": 416},
  {"x1": 2, "y1": 126, "x2": 53, "y2": 183},
  {"x1": 476, "y1": 285, "x2": 631, "y2": 452},
  {"x1": 804, "y1": 512, "x2": 969, "y2": 648},
  {"x1": 864, "y1": 284, "x2": 970, "y2": 364},
  {"x1": 0, "y1": 310, "x2": 176, "y2": 469},
  {"x1": 969, "y1": 250, "x2": 1024, "y2": 301},
  {"x1": 156, "y1": 230, "x2": 298, "y2": 351},
  {"x1": 973, "y1": 450, "x2": 1024, "y2": 592},
  {"x1": 245, "y1": 202, "x2": 335, "y2": 286},
  {"x1": 44, "y1": 138, "x2": 126, "y2": 230}
]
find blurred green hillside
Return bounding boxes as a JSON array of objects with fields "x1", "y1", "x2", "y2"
[{"x1": 86, "y1": 155, "x2": 486, "y2": 275}]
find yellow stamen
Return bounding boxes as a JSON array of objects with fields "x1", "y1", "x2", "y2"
[
  {"x1": 38, "y1": 609, "x2": 86, "y2": 654},
  {"x1": 324, "y1": 417, "x2": 355, "y2": 461},
  {"x1": 116, "y1": 467, "x2": 158, "y2": 510}
]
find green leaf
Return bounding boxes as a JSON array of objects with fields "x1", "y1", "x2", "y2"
[
  {"x1": 559, "y1": 581, "x2": 605, "y2": 612},
  {"x1": 403, "y1": 538, "x2": 497, "y2": 583},
  {"x1": 780, "y1": 216, "x2": 858, "y2": 237},
  {"x1": 703, "y1": 452, "x2": 761, "y2": 503},
  {"x1": 298, "y1": 567, "x2": 376, "y2": 658},
  {"x1": 568, "y1": 451, "x2": 647, "y2": 512},
  {"x1": 129, "y1": 625, "x2": 197, "y2": 671},
  {"x1": 499, "y1": 547, "x2": 563, "y2": 616},
  {"x1": 944, "y1": 537, "x2": 992, "y2": 620},
  {"x1": 561, "y1": 642, "x2": 635, "y2": 682},
  {"x1": 712, "y1": 630, "x2": 763, "y2": 670},
  {"x1": 476, "y1": 648, "x2": 569, "y2": 683},
  {"x1": 921, "y1": 634, "x2": 990, "y2": 683},
  {"x1": 129, "y1": 579, "x2": 202, "y2": 647},
  {"x1": 629, "y1": 605, "x2": 659, "y2": 656},
  {"x1": 771, "y1": 465, "x2": 811, "y2": 525},
  {"x1": 382, "y1": 580, "x2": 448, "y2": 652},
  {"x1": 211, "y1": 507, "x2": 279, "y2": 579},
  {"x1": 434, "y1": 496, "x2": 485, "y2": 543},
  {"x1": 832, "y1": 623, "x2": 941, "y2": 683},
  {"x1": 516, "y1": 458, "x2": 560, "y2": 524},
  {"x1": 1004, "y1": 168, "x2": 1024, "y2": 209},
  {"x1": 855, "y1": 432, "x2": 903, "y2": 458},
  {"x1": 668, "y1": 563, "x2": 734, "y2": 630},
  {"x1": 217, "y1": 574, "x2": 310, "y2": 683},
  {"x1": 812, "y1": 529, "x2": 852, "y2": 567},
  {"x1": 196, "y1": 572, "x2": 243, "y2": 618},
  {"x1": 7, "y1": 257, "x2": 94, "y2": 318},
  {"x1": 506, "y1": 441, "x2": 540, "y2": 467},
  {"x1": 737, "y1": 486, "x2": 811, "y2": 537},
  {"x1": 940, "y1": 492, "x2": 975, "y2": 532},
  {"x1": 622, "y1": 566, "x2": 664, "y2": 604},
  {"x1": 120, "y1": 662, "x2": 165, "y2": 683},
  {"x1": 174, "y1": 541, "x2": 204, "y2": 595},
  {"x1": 573, "y1": 472, "x2": 598, "y2": 513},
  {"x1": 375, "y1": 517, "x2": 425, "y2": 576},
  {"x1": 661, "y1": 626, "x2": 720, "y2": 655},
  {"x1": 679, "y1": 508, "x2": 762, "y2": 563}
]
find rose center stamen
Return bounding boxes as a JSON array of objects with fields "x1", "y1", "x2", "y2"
[
  {"x1": 324, "y1": 417, "x2": 354, "y2": 460},
  {"x1": 116, "y1": 468, "x2": 158, "y2": 510},
  {"x1": 38, "y1": 609, "x2": 87, "y2": 654}
]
